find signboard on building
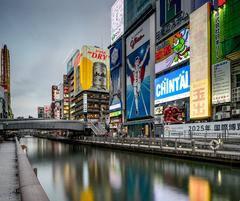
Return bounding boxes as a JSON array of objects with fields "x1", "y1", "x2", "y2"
[
  {"x1": 190, "y1": 3, "x2": 211, "y2": 119},
  {"x1": 126, "y1": 15, "x2": 154, "y2": 119},
  {"x1": 67, "y1": 50, "x2": 80, "y2": 75},
  {"x1": 74, "y1": 46, "x2": 110, "y2": 95},
  {"x1": 111, "y1": 0, "x2": 124, "y2": 44},
  {"x1": 155, "y1": 26, "x2": 190, "y2": 74},
  {"x1": 83, "y1": 93, "x2": 87, "y2": 113},
  {"x1": 155, "y1": 65, "x2": 190, "y2": 104},
  {"x1": 110, "y1": 40, "x2": 122, "y2": 111},
  {"x1": 164, "y1": 120, "x2": 240, "y2": 139},
  {"x1": 110, "y1": 110, "x2": 122, "y2": 117},
  {"x1": 124, "y1": 0, "x2": 153, "y2": 30},
  {"x1": 212, "y1": 60, "x2": 231, "y2": 104}
]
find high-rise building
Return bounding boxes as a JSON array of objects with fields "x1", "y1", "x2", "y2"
[
  {"x1": 59, "y1": 75, "x2": 69, "y2": 119},
  {"x1": 73, "y1": 45, "x2": 110, "y2": 122},
  {"x1": 37, "y1": 107, "x2": 44, "y2": 119},
  {"x1": 66, "y1": 50, "x2": 79, "y2": 120},
  {"x1": 0, "y1": 44, "x2": 12, "y2": 118}
]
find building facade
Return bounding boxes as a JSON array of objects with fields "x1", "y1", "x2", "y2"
[
  {"x1": 0, "y1": 44, "x2": 12, "y2": 118},
  {"x1": 73, "y1": 45, "x2": 110, "y2": 122},
  {"x1": 37, "y1": 107, "x2": 44, "y2": 119}
]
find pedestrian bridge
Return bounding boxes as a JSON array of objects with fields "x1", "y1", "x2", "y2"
[{"x1": 0, "y1": 119, "x2": 85, "y2": 131}]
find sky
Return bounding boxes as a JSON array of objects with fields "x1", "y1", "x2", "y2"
[{"x1": 0, "y1": 0, "x2": 115, "y2": 117}]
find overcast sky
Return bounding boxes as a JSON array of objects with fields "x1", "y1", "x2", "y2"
[{"x1": 0, "y1": 0, "x2": 115, "y2": 117}]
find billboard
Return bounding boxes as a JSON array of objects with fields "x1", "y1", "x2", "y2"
[
  {"x1": 155, "y1": 65, "x2": 190, "y2": 104},
  {"x1": 110, "y1": 40, "x2": 122, "y2": 111},
  {"x1": 74, "y1": 46, "x2": 110, "y2": 95},
  {"x1": 126, "y1": 16, "x2": 154, "y2": 119},
  {"x1": 67, "y1": 50, "x2": 80, "y2": 74},
  {"x1": 111, "y1": 0, "x2": 124, "y2": 44},
  {"x1": 52, "y1": 85, "x2": 60, "y2": 102},
  {"x1": 164, "y1": 120, "x2": 240, "y2": 139},
  {"x1": 212, "y1": 60, "x2": 231, "y2": 104},
  {"x1": 155, "y1": 26, "x2": 190, "y2": 74},
  {"x1": 190, "y1": 3, "x2": 211, "y2": 119},
  {"x1": 124, "y1": 0, "x2": 153, "y2": 30}
]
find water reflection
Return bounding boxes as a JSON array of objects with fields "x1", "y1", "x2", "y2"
[{"x1": 21, "y1": 138, "x2": 240, "y2": 201}]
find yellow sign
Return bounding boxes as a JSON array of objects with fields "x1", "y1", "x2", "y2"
[
  {"x1": 190, "y1": 3, "x2": 211, "y2": 119},
  {"x1": 74, "y1": 45, "x2": 110, "y2": 95}
]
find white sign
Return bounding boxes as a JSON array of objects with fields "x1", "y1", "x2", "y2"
[
  {"x1": 111, "y1": 0, "x2": 124, "y2": 44},
  {"x1": 212, "y1": 60, "x2": 231, "y2": 104},
  {"x1": 83, "y1": 93, "x2": 87, "y2": 113},
  {"x1": 164, "y1": 120, "x2": 240, "y2": 138}
]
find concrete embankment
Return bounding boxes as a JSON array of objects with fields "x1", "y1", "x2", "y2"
[
  {"x1": 0, "y1": 140, "x2": 20, "y2": 201},
  {"x1": 44, "y1": 136, "x2": 240, "y2": 166},
  {"x1": 15, "y1": 138, "x2": 50, "y2": 201}
]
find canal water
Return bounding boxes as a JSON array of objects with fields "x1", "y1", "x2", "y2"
[{"x1": 20, "y1": 137, "x2": 240, "y2": 201}]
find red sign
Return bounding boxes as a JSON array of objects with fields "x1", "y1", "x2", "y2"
[
  {"x1": 218, "y1": 0, "x2": 226, "y2": 7},
  {"x1": 87, "y1": 50, "x2": 108, "y2": 61}
]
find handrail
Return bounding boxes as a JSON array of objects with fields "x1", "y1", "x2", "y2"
[{"x1": 15, "y1": 137, "x2": 50, "y2": 201}]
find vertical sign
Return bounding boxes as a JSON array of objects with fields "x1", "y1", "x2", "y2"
[
  {"x1": 83, "y1": 93, "x2": 87, "y2": 113},
  {"x1": 111, "y1": 0, "x2": 124, "y2": 44},
  {"x1": 212, "y1": 60, "x2": 231, "y2": 104},
  {"x1": 126, "y1": 15, "x2": 154, "y2": 119},
  {"x1": 190, "y1": 3, "x2": 211, "y2": 119}
]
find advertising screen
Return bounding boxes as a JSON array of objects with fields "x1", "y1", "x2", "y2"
[
  {"x1": 190, "y1": 3, "x2": 211, "y2": 119},
  {"x1": 125, "y1": 0, "x2": 152, "y2": 30},
  {"x1": 111, "y1": 0, "x2": 124, "y2": 44},
  {"x1": 212, "y1": 60, "x2": 231, "y2": 104},
  {"x1": 155, "y1": 65, "x2": 190, "y2": 104},
  {"x1": 126, "y1": 17, "x2": 151, "y2": 119},
  {"x1": 67, "y1": 50, "x2": 80, "y2": 75},
  {"x1": 155, "y1": 26, "x2": 190, "y2": 74},
  {"x1": 74, "y1": 46, "x2": 110, "y2": 95}
]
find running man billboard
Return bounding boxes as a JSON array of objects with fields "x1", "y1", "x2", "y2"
[{"x1": 126, "y1": 15, "x2": 155, "y2": 119}]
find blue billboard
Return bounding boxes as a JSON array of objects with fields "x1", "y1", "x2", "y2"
[
  {"x1": 126, "y1": 17, "x2": 151, "y2": 120},
  {"x1": 110, "y1": 40, "x2": 122, "y2": 111},
  {"x1": 155, "y1": 65, "x2": 190, "y2": 104},
  {"x1": 110, "y1": 40, "x2": 122, "y2": 70}
]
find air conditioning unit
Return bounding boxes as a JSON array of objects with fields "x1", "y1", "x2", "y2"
[
  {"x1": 222, "y1": 106, "x2": 231, "y2": 112},
  {"x1": 214, "y1": 114, "x2": 222, "y2": 120},
  {"x1": 232, "y1": 109, "x2": 240, "y2": 115},
  {"x1": 222, "y1": 112, "x2": 230, "y2": 119}
]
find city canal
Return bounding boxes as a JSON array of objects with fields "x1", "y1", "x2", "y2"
[{"x1": 21, "y1": 137, "x2": 240, "y2": 201}]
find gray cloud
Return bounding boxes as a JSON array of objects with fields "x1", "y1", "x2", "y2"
[{"x1": 0, "y1": 0, "x2": 115, "y2": 117}]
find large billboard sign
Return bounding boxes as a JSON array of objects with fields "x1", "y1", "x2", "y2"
[
  {"x1": 74, "y1": 46, "x2": 110, "y2": 95},
  {"x1": 111, "y1": 0, "x2": 124, "y2": 44},
  {"x1": 124, "y1": 0, "x2": 152, "y2": 30},
  {"x1": 190, "y1": 3, "x2": 211, "y2": 119},
  {"x1": 67, "y1": 50, "x2": 80, "y2": 75},
  {"x1": 126, "y1": 16, "x2": 154, "y2": 119},
  {"x1": 164, "y1": 120, "x2": 240, "y2": 139},
  {"x1": 110, "y1": 40, "x2": 122, "y2": 111},
  {"x1": 155, "y1": 26, "x2": 190, "y2": 74},
  {"x1": 212, "y1": 60, "x2": 231, "y2": 104},
  {"x1": 155, "y1": 65, "x2": 190, "y2": 104}
]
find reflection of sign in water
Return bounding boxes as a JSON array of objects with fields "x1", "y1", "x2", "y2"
[
  {"x1": 155, "y1": 26, "x2": 190, "y2": 73},
  {"x1": 189, "y1": 176, "x2": 211, "y2": 201},
  {"x1": 155, "y1": 65, "x2": 190, "y2": 104}
]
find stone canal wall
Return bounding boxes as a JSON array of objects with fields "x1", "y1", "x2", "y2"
[{"x1": 45, "y1": 136, "x2": 240, "y2": 166}]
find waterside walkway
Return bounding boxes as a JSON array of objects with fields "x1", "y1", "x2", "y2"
[{"x1": 0, "y1": 141, "x2": 20, "y2": 201}]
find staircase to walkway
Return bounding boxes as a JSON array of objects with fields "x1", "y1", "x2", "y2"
[{"x1": 86, "y1": 121, "x2": 107, "y2": 136}]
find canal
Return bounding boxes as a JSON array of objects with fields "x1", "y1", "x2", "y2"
[{"x1": 20, "y1": 137, "x2": 240, "y2": 201}]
